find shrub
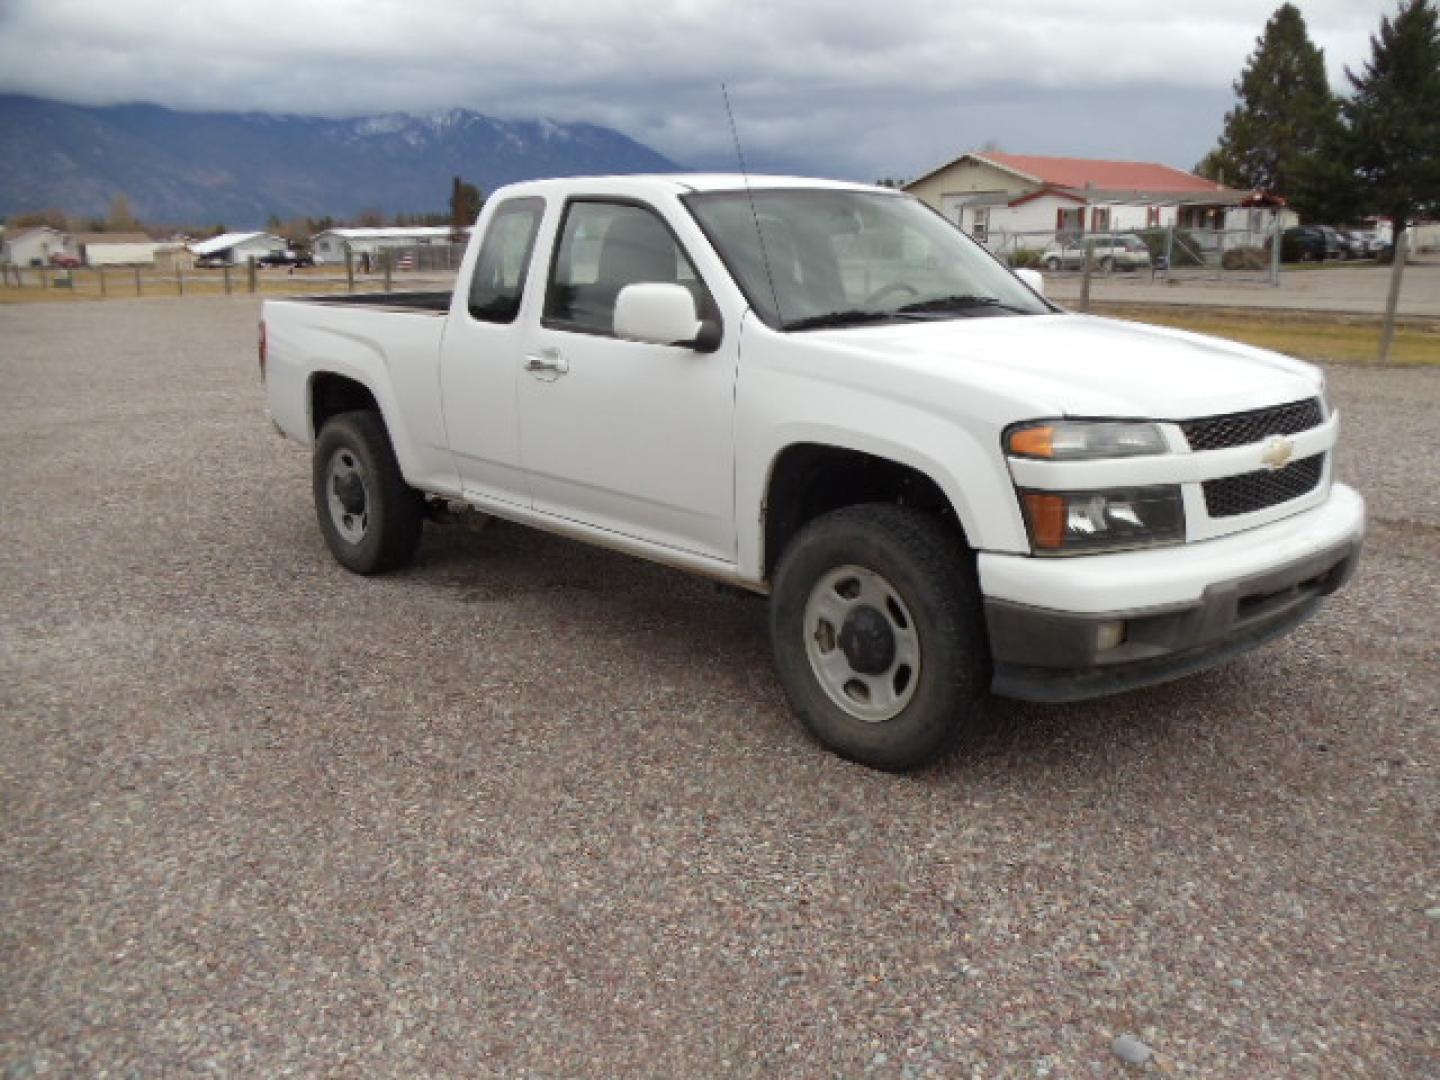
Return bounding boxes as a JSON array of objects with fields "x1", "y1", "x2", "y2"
[
  {"x1": 1006, "y1": 247, "x2": 1043, "y2": 268},
  {"x1": 1137, "y1": 228, "x2": 1206, "y2": 267},
  {"x1": 1221, "y1": 246, "x2": 1269, "y2": 271}
]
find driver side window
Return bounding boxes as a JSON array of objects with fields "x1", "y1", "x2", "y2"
[{"x1": 544, "y1": 201, "x2": 708, "y2": 336}]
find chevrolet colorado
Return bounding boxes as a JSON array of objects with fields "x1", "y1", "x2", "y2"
[{"x1": 262, "y1": 175, "x2": 1364, "y2": 770}]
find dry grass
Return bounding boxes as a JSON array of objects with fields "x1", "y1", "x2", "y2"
[{"x1": 1093, "y1": 303, "x2": 1440, "y2": 365}]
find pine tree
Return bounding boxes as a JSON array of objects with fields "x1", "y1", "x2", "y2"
[
  {"x1": 1344, "y1": 0, "x2": 1440, "y2": 237},
  {"x1": 449, "y1": 177, "x2": 483, "y2": 241},
  {"x1": 1196, "y1": 4, "x2": 1346, "y2": 219}
]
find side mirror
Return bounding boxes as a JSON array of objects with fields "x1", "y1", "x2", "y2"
[
  {"x1": 1016, "y1": 267, "x2": 1045, "y2": 296},
  {"x1": 614, "y1": 283, "x2": 721, "y2": 352}
]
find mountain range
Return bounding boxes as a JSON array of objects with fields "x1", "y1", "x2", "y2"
[{"x1": 0, "y1": 94, "x2": 681, "y2": 227}]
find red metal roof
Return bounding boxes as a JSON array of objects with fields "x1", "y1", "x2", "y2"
[{"x1": 980, "y1": 152, "x2": 1230, "y2": 194}]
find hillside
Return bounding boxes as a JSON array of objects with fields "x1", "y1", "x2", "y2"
[{"x1": 0, "y1": 94, "x2": 680, "y2": 226}]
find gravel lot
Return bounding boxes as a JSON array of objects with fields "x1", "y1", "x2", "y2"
[{"x1": 2, "y1": 297, "x2": 1435, "y2": 1077}]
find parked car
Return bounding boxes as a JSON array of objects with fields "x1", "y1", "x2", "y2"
[
  {"x1": 48, "y1": 253, "x2": 81, "y2": 268},
  {"x1": 258, "y1": 249, "x2": 315, "y2": 268},
  {"x1": 1040, "y1": 234, "x2": 1152, "y2": 272},
  {"x1": 260, "y1": 174, "x2": 1363, "y2": 772},
  {"x1": 1276, "y1": 227, "x2": 1342, "y2": 262},
  {"x1": 195, "y1": 254, "x2": 229, "y2": 268},
  {"x1": 1317, "y1": 226, "x2": 1355, "y2": 260}
]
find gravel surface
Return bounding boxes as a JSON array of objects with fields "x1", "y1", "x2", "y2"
[{"x1": 2, "y1": 297, "x2": 1435, "y2": 1077}]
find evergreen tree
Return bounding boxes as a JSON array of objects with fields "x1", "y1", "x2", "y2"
[
  {"x1": 1196, "y1": 4, "x2": 1347, "y2": 219},
  {"x1": 449, "y1": 176, "x2": 483, "y2": 240},
  {"x1": 1343, "y1": 0, "x2": 1440, "y2": 238}
]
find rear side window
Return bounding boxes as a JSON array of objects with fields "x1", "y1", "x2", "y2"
[{"x1": 468, "y1": 197, "x2": 544, "y2": 323}]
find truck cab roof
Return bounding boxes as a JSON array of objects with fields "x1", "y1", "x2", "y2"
[{"x1": 490, "y1": 173, "x2": 889, "y2": 200}]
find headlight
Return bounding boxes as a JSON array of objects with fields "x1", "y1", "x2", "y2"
[
  {"x1": 1006, "y1": 420, "x2": 1168, "y2": 459},
  {"x1": 1020, "y1": 486, "x2": 1185, "y2": 555}
]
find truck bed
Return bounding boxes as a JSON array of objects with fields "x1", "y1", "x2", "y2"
[{"x1": 285, "y1": 291, "x2": 451, "y2": 313}]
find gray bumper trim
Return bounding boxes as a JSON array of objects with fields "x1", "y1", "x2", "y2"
[{"x1": 987, "y1": 536, "x2": 1361, "y2": 703}]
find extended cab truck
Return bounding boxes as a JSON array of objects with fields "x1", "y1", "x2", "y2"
[{"x1": 262, "y1": 175, "x2": 1364, "y2": 771}]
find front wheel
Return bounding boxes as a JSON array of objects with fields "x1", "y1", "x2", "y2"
[
  {"x1": 769, "y1": 505, "x2": 990, "y2": 771},
  {"x1": 313, "y1": 410, "x2": 424, "y2": 574}
]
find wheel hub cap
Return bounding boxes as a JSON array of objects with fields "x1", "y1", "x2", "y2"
[
  {"x1": 325, "y1": 449, "x2": 369, "y2": 545},
  {"x1": 838, "y1": 606, "x2": 896, "y2": 675},
  {"x1": 335, "y1": 472, "x2": 366, "y2": 515},
  {"x1": 802, "y1": 565, "x2": 921, "y2": 724}
]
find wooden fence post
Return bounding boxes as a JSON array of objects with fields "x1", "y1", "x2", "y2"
[
  {"x1": 223, "y1": 264, "x2": 232, "y2": 295},
  {"x1": 134, "y1": 267, "x2": 143, "y2": 296},
  {"x1": 345, "y1": 245, "x2": 355, "y2": 293},
  {"x1": 1079, "y1": 239, "x2": 1095, "y2": 312},
  {"x1": 177, "y1": 265, "x2": 185, "y2": 296},
  {"x1": 98, "y1": 267, "x2": 107, "y2": 298},
  {"x1": 247, "y1": 256, "x2": 257, "y2": 294},
  {"x1": 383, "y1": 249, "x2": 392, "y2": 293}
]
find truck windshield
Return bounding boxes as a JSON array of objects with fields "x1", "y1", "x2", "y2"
[{"x1": 684, "y1": 188, "x2": 1051, "y2": 331}]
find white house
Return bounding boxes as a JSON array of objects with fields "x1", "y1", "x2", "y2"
[
  {"x1": 189, "y1": 231, "x2": 287, "y2": 265},
  {"x1": 310, "y1": 226, "x2": 465, "y2": 265},
  {"x1": 2, "y1": 226, "x2": 75, "y2": 266},
  {"x1": 74, "y1": 232, "x2": 160, "y2": 267},
  {"x1": 905, "y1": 152, "x2": 1295, "y2": 256}
]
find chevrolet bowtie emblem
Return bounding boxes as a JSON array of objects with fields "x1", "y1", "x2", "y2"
[{"x1": 1261, "y1": 435, "x2": 1295, "y2": 470}]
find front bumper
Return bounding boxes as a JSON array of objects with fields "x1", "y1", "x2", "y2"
[{"x1": 980, "y1": 483, "x2": 1364, "y2": 703}]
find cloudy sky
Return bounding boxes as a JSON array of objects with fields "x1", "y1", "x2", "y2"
[{"x1": 0, "y1": 0, "x2": 1402, "y2": 180}]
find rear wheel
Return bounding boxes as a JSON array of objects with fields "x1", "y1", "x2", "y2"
[
  {"x1": 769, "y1": 504, "x2": 990, "y2": 771},
  {"x1": 313, "y1": 410, "x2": 424, "y2": 574}
]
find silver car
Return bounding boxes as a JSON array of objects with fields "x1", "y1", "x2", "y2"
[{"x1": 1041, "y1": 233, "x2": 1153, "y2": 272}]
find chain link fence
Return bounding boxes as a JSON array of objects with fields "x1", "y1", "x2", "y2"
[{"x1": 979, "y1": 222, "x2": 1282, "y2": 285}]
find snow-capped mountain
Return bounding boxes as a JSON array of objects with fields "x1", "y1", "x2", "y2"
[{"x1": 0, "y1": 94, "x2": 681, "y2": 226}]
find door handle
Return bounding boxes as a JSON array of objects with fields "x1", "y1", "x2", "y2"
[{"x1": 523, "y1": 348, "x2": 568, "y2": 375}]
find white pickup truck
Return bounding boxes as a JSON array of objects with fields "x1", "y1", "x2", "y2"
[{"x1": 262, "y1": 174, "x2": 1364, "y2": 770}]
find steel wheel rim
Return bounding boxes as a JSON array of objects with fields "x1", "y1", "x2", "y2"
[
  {"x1": 802, "y1": 564, "x2": 921, "y2": 723},
  {"x1": 325, "y1": 448, "x2": 370, "y2": 545}
]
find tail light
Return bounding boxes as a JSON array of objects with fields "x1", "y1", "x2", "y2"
[{"x1": 258, "y1": 320, "x2": 267, "y2": 380}]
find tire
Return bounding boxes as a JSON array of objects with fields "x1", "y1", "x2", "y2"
[
  {"x1": 1043, "y1": 257, "x2": 1060, "y2": 271},
  {"x1": 1098, "y1": 256, "x2": 1114, "y2": 272},
  {"x1": 769, "y1": 504, "x2": 990, "y2": 771},
  {"x1": 312, "y1": 410, "x2": 424, "y2": 574}
]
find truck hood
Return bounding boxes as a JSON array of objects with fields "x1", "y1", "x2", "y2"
[{"x1": 803, "y1": 312, "x2": 1323, "y2": 419}]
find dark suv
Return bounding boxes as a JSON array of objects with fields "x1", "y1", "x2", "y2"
[{"x1": 1278, "y1": 227, "x2": 1342, "y2": 262}]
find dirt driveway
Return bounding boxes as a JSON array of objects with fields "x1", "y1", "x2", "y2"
[{"x1": 1, "y1": 298, "x2": 1435, "y2": 1076}]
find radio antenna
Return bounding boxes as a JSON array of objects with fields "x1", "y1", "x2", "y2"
[{"x1": 721, "y1": 83, "x2": 784, "y2": 325}]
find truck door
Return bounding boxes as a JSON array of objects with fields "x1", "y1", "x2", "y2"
[
  {"x1": 515, "y1": 198, "x2": 739, "y2": 562},
  {"x1": 439, "y1": 196, "x2": 546, "y2": 507}
]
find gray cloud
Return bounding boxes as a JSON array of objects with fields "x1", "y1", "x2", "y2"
[{"x1": 0, "y1": 0, "x2": 1400, "y2": 180}]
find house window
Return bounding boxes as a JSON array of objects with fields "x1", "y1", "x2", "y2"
[
  {"x1": 1146, "y1": 206, "x2": 1161, "y2": 228},
  {"x1": 1091, "y1": 207, "x2": 1111, "y2": 233},
  {"x1": 1056, "y1": 207, "x2": 1083, "y2": 241},
  {"x1": 970, "y1": 208, "x2": 989, "y2": 242}
]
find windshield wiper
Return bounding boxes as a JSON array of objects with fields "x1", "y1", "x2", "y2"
[
  {"x1": 783, "y1": 309, "x2": 912, "y2": 331},
  {"x1": 895, "y1": 294, "x2": 1028, "y2": 315}
]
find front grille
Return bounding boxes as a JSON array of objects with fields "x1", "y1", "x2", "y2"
[
  {"x1": 1203, "y1": 454, "x2": 1324, "y2": 518},
  {"x1": 1180, "y1": 398, "x2": 1323, "y2": 451}
]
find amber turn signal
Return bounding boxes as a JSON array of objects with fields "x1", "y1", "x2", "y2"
[
  {"x1": 1023, "y1": 492, "x2": 1067, "y2": 549},
  {"x1": 1008, "y1": 425, "x2": 1055, "y2": 458}
]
